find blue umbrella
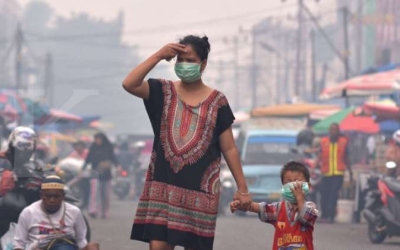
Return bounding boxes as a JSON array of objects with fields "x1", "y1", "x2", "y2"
[{"x1": 379, "y1": 120, "x2": 400, "y2": 133}]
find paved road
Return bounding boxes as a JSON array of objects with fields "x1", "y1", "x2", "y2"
[{"x1": 87, "y1": 199, "x2": 400, "y2": 250}]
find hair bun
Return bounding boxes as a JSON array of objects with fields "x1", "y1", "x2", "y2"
[{"x1": 202, "y1": 36, "x2": 211, "y2": 52}]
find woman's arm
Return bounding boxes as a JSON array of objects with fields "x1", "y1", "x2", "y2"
[
  {"x1": 219, "y1": 127, "x2": 251, "y2": 210},
  {"x1": 122, "y1": 43, "x2": 186, "y2": 99}
]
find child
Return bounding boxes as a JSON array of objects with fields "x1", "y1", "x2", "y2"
[{"x1": 231, "y1": 161, "x2": 319, "y2": 250}]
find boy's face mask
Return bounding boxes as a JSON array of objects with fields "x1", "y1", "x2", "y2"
[
  {"x1": 281, "y1": 182, "x2": 309, "y2": 204},
  {"x1": 174, "y1": 62, "x2": 202, "y2": 83}
]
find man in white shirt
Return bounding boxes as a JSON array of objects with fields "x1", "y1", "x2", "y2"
[{"x1": 13, "y1": 175, "x2": 98, "y2": 250}]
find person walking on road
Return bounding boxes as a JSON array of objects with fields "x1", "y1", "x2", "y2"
[
  {"x1": 317, "y1": 123, "x2": 352, "y2": 223},
  {"x1": 82, "y1": 133, "x2": 118, "y2": 219},
  {"x1": 122, "y1": 35, "x2": 251, "y2": 250},
  {"x1": 231, "y1": 161, "x2": 319, "y2": 250}
]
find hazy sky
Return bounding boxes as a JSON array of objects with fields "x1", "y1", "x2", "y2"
[
  {"x1": 17, "y1": 0, "x2": 337, "y2": 58},
  {"x1": 14, "y1": 0, "x2": 339, "y2": 134}
]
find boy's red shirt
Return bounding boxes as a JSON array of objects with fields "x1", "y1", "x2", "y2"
[{"x1": 259, "y1": 201, "x2": 318, "y2": 250}]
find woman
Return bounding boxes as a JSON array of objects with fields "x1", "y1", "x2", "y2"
[
  {"x1": 82, "y1": 133, "x2": 118, "y2": 219},
  {"x1": 122, "y1": 35, "x2": 251, "y2": 250}
]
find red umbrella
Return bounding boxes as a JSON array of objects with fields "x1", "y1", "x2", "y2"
[
  {"x1": 313, "y1": 107, "x2": 379, "y2": 134},
  {"x1": 340, "y1": 111, "x2": 379, "y2": 134},
  {"x1": 320, "y1": 69, "x2": 400, "y2": 99}
]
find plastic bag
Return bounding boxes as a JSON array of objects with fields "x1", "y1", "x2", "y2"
[{"x1": 1, "y1": 222, "x2": 16, "y2": 250}]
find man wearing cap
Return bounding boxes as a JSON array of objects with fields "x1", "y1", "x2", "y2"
[{"x1": 13, "y1": 176, "x2": 98, "y2": 250}]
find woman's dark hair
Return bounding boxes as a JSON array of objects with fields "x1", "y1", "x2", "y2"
[
  {"x1": 93, "y1": 132, "x2": 113, "y2": 150},
  {"x1": 179, "y1": 35, "x2": 211, "y2": 61},
  {"x1": 280, "y1": 161, "x2": 310, "y2": 183}
]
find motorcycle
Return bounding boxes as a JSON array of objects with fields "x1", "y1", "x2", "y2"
[
  {"x1": 0, "y1": 161, "x2": 91, "y2": 243},
  {"x1": 362, "y1": 161, "x2": 400, "y2": 244},
  {"x1": 113, "y1": 168, "x2": 132, "y2": 200}
]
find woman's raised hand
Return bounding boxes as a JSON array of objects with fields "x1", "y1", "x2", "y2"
[{"x1": 155, "y1": 43, "x2": 186, "y2": 61}]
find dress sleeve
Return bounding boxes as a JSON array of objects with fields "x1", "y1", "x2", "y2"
[
  {"x1": 216, "y1": 95, "x2": 235, "y2": 136},
  {"x1": 143, "y1": 78, "x2": 164, "y2": 121}
]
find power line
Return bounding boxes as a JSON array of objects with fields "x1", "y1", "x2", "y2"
[{"x1": 20, "y1": 3, "x2": 299, "y2": 41}]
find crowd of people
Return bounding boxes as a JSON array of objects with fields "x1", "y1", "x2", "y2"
[{"x1": 0, "y1": 33, "x2": 399, "y2": 250}]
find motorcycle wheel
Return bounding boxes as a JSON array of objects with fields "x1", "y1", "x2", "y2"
[{"x1": 368, "y1": 221, "x2": 387, "y2": 244}]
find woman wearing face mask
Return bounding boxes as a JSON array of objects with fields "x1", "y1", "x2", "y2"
[{"x1": 122, "y1": 35, "x2": 251, "y2": 250}]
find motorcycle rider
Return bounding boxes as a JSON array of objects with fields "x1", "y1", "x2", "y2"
[
  {"x1": 13, "y1": 175, "x2": 99, "y2": 250},
  {"x1": 385, "y1": 129, "x2": 400, "y2": 178},
  {"x1": 0, "y1": 127, "x2": 38, "y2": 196}
]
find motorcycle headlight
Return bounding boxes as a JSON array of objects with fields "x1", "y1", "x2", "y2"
[
  {"x1": 386, "y1": 161, "x2": 397, "y2": 169},
  {"x1": 222, "y1": 180, "x2": 233, "y2": 188}
]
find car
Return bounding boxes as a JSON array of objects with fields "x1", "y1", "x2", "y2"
[{"x1": 220, "y1": 123, "x2": 302, "y2": 216}]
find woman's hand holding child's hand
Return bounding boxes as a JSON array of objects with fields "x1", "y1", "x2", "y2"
[{"x1": 230, "y1": 200, "x2": 241, "y2": 213}]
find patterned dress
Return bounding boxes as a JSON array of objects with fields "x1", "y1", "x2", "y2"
[{"x1": 130, "y1": 79, "x2": 235, "y2": 250}]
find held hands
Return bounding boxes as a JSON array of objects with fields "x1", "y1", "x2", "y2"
[
  {"x1": 230, "y1": 200, "x2": 241, "y2": 213},
  {"x1": 155, "y1": 43, "x2": 186, "y2": 61},
  {"x1": 230, "y1": 190, "x2": 252, "y2": 213}
]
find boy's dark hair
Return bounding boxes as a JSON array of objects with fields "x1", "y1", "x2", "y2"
[{"x1": 280, "y1": 161, "x2": 310, "y2": 183}]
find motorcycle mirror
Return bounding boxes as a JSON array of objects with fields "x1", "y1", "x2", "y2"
[{"x1": 386, "y1": 161, "x2": 397, "y2": 169}]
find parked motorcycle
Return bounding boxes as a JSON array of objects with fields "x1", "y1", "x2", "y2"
[
  {"x1": 362, "y1": 161, "x2": 400, "y2": 244},
  {"x1": 113, "y1": 168, "x2": 132, "y2": 200}
]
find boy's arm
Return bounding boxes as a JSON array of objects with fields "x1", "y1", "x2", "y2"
[
  {"x1": 297, "y1": 201, "x2": 319, "y2": 228},
  {"x1": 256, "y1": 202, "x2": 280, "y2": 224}
]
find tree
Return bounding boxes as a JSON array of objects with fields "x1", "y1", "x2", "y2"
[{"x1": 20, "y1": 2, "x2": 169, "y2": 134}]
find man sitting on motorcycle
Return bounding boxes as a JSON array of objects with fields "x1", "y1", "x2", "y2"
[
  {"x1": 385, "y1": 130, "x2": 400, "y2": 178},
  {"x1": 13, "y1": 175, "x2": 98, "y2": 250}
]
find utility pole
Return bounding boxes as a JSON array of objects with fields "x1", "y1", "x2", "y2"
[
  {"x1": 342, "y1": 6, "x2": 350, "y2": 107},
  {"x1": 44, "y1": 52, "x2": 54, "y2": 107},
  {"x1": 283, "y1": 32, "x2": 290, "y2": 103},
  {"x1": 342, "y1": 6, "x2": 350, "y2": 80},
  {"x1": 294, "y1": 0, "x2": 304, "y2": 99},
  {"x1": 275, "y1": 52, "x2": 280, "y2": 104},
  {"x1": 15, "y1": 23, "x2": 22, "y2": 93},
  {"x1": 310, "y1": 29, "x2": 317, "y2": 102},
  {"x1": 355, "y1": 0, "x2": 364, "y2": 73},
  {"x1": 251, "y1": 27, "x2": 258, "y2": 108},
  {"x1": 233, "y1": 36, "x2": 239, "y2": 111},
  {"x1": 321, "y1": 63, "x2": 328, "y2": 95}
]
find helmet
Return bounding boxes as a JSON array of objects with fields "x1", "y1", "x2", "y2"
[
  {"x1": 393, "y1": 130, "x2": 400, "y2": 146},
  {"x1": 8, "y1": 126, "x2": 37, "y2": 152}
]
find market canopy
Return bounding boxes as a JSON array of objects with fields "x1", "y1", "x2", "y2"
[
  {"x1": 363, "y1": 98, "x2": 400, "y2": 121},
  {"x1": 320, "y1": 69, "x2": 400, "y2": 99},
  {"x1": 251, "y1": 103, "x2": 340, "y2": 118}
]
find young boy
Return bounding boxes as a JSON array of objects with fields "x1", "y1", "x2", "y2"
[{"x1": 231, "y1": 161, "x2": 319, "y2": 250}]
